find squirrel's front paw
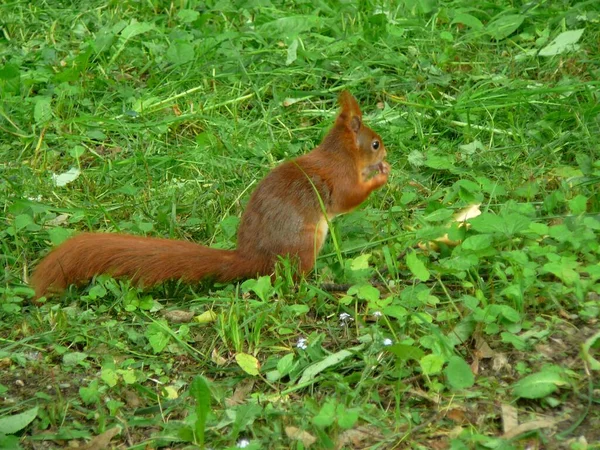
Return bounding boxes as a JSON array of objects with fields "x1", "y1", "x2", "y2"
[{"x1": 377, "y1": 161, "x2": 390, "y2": 175}]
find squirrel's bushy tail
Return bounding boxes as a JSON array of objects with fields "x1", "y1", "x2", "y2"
[{"x1": 31, "y1": 233, "x2": 263, "y2": 298}]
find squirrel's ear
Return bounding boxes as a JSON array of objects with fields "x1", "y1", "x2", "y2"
[{"x1": 337, "y1": 91, "x2": 362, "y2": 133}]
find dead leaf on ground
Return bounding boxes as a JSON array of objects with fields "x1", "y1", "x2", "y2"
[
  {"x1": 470, "y1": 357, "x2": 480, "y2": 375},
  {"x1": 492, "y1": 353, "x2": 510, "y2": 372},
  {"x1": 501, "y1": 403, "x2": 519, "y2": 435},
  {"x1": 225, "y1": 379, "x2": 255, "y2": 407},
  {"x1": 420, "y1": 204, "x2": 482, "y2": 251},
  {"x1": 503, "y1": 419, "x2": 557, "y2": 439},
  {"x1": 285, "y1": 426, "x2": 316, "y2": 447},
  {"x1": 446, "y1": 408, "x2": 467, "y2": 424},
  {"x1": 336, "y1": 425, "x2": 383, "y2": 450},
  {"x1": 46, "y1": 214, "x2": 70, "y2": 226},
  {"x1": 123, "y1": 389, "x2": 141, "y2": 408},
  {"x1": 474, "y1": 335, "x2": 496, "y2": 359},
  {"x1": 454, "y1": 204, "x2": 482, "y2": 222},
  {"x1": 211, "y1": 348, "x2": 227, "y2": 366},
  {"x1": 81, "y1": 426, "x2": 121, "y2": 450},
  {"x1": 161, "y1": 310, "x2": 194, "y2": 323}
]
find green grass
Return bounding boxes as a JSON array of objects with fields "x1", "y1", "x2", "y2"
[{"x1": 1, "y1": 0, "x2": 600, "y2": 448}]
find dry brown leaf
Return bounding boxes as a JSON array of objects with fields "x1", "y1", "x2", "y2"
[
  {"x1": 474, "y1": 335, "x2": 496, "y2": 359},
  {"x1": 503, "y1": 419, "x2": 556, "y2": 439},
  {"x1": 336, "y1": 425, "x2": 383, "y2": 450},
  {"x1": 211, "y1": 348, "x2": 227, "y2": 366},
  {"x1": 123, "y1": 389, "x2": 141, "y2": 408},
  {"x1": 161, "y1": 310, "x2": 194, "y2": 323},
  {"x1": 46, "y1": 214, "x2": 70, "y2": 226},
  {"x1": 419, "y1": 204, "x2": 482, "y2": 251},
  {"x1": 501, "y1": 403, "x2": 519, "y2": 435},
  {"x1": 81, "y1": 426, "x2": 121, "y2": 450},
  {"x1": 454, "y1": 204, "x2": 481, "y2": 222},
  {"x1": 492, "y1": 353, "x2": 510, "y2": 372},
  {"x1": 446, "y1": 408, "x2": 467, "y2": 423},
  {"x1": 225, "y1": 379, "x2": 255, "y2": 407},
  {"x1": 285, "y1": 426, "x2": 317, "y2": 447},
  {"x1": 470, "y1": 357, "x2": 480, "y2": 375}
]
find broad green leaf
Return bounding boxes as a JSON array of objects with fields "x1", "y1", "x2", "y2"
[
  {"x1": 347, "y1": 283, "x2": 380, "y2": 302},
  {"x1": 242, "y1": 275, "x2": 273, "y2": 302},
  {"x1": 190, "y1": 375, "x2": 211, "y2": 447},
  {"x1": 219, "y1": 215, "x2": 239, "y2": 240},
  {"x1": 461, "y1": 234, "x2": 492, "y2": 251},
  {"x1": 34, "y1": 96, "x2": 52, "y2": 123},
  {"x1": 259, "y1": 15, "x2": 321, "y2": 40},
  {"x1": 444, "y1": 356, "x2": 475, "y2": 390},
  {"x1": 387, "y1": 344, "x2": 425, "y2": 362},
  {"x1": 382, "y1": 305, "x2": 408, "y2": 320},
  {"x1": 459, "y1": 140, "x2": 485, "y2": 154},
  {"x1": 420, "y1": 354, "x2": 445, "y2": 375},
  {"x1": 499, "y1": 305, "x2": 521, "y2": 322},
  {"x1": 13, "y1": 214, "x2": 34, "y2": 232},
  {"x1": 406, "y1": 251, "x2": 430, "y2": 282},
  {"x1": 231, "y1": 403, "x2": 262, "y2": 438},
  {"x1": 542, "y1": 257, "x2": 580, "y2": 285},
  {"x1": 79, "y1": 380, "x2": 101, "y2": 405},
  {"x1": 146, "y1": 325, "x2": 170, "y2": 354},
  {"x1": 277, "y1": 354, "x2": 295, "y2": 376},
  {"x1": 350, "y1": 253, "x2": 371, "y2": 271},
  {"x1": 513, "y1": 370, "x2": 566, "y2": 399},
  {"x1": 286, "y1": 304, "x2": 309, "y2": 316},
  {"x1": 69, "y1": 145, "x2": 86, "y2": 159},
  {"x1": 0, "y1": 407, "x2": 38, "y2": 434},
  {"x1": 166, "y1": 41, "x2": 195, "y2": 65},
  {"x1": 62, "y1": 352, "x2": 88, "y2": 367},
  {"x1": 118, "y1": 368, "x2": 136, "y2": 384},
  {"x1": 451, "y1": 13, "x2": 484, "y2": 31},
  {"x1": 582, "y1": 332, "x2": 600, "y2": 371},
  {"x1": 440, "y1": 31, "x2": 453, "y2": 42},
  {"x1": 299, "y1": 347, "x2": 360, "y2": 384},
  {"x1": 177, "y1": 9, "x2": 200, "y2": 23},
  {"x1": 120, "y1": 20, "x2": 154, "y2": 40},
  {"x1": 0, "y1": 63, "x2": 19, "y2": 79},
  {"x1": 469, "y1": 213, "x2": 531, "y2": 237},
  {"x1": 425, "y1": 153, "x2": 455, "y2": 170},
  {"x1": 408, "y1": 149, "x2": 425, "y2": 166},
  {"x1": 423, "y1": 208, "x2": 454, "y2": 222},
  {"x1": 312, "y1": 399, "x2": 336, "y2": 427},
  {"x1": 337, "y1": 405, "x2": 360, "y2": 429},
  {"x1": 486, "y1": 14, "x2": 524, "y2": 40},
  {"x1": 0, "y1": 435, "x2": 20, "y2": 449},
  {"x1": 286, "y1": 38, "x2": 298, "y2": 65},
  {"x1": 101, "y1": 367, "x2": 118, "y2": 387},
  {"x1": 539, "y1": 29, "x2": 584, "y2": 56},
  {"x1": 568, "y1": 194, "x2": 588, "y2": 215},
  {"x1": 400, "y1": 191, "x2": 417, "y2": 205},
  {"x1": 501, "y1": 332, "x2": 527, "y2": 350},
  {"x1": 235, "y1": 352, "x2": 260, "y2": 376},
  {"x1": 194, "y1": 310, "x2": 217, "y2": 324}
]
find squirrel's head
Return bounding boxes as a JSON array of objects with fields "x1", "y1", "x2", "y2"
[{"x1": 335, "y1": 91, "x2": 387, "y2": 174}]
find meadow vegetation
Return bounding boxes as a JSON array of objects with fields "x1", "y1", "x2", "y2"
[{"x1": 1, "y1": 0, "x2": 599, "y2": 448}]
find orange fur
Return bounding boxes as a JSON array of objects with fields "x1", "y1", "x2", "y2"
[{"x1": 31, "y1": 91, "x2": 389, "y2": 299}]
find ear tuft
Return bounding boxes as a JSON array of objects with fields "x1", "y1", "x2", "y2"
[{"x1": 336, "y1": 91, "x2": 363, "y2": 133}]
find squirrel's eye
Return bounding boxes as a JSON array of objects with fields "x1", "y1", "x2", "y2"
[{"x1": 371, "y1": 140, "x2": 380, "y2": 150}]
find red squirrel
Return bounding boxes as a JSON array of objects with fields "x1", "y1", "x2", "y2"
[{"x1": 31, "y1": 91, "x2": 390, "y2": 298}]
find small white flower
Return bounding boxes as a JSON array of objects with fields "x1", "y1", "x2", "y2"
[
  {"x1": 339, "y1": 312, "x2": 354, "y2": 326},
  {"x1": 373, "y1": 311, "x2": 383, "y2": 318},
  {"x1": 238, "y1": 438, "x2": 250, "y2": 448},
  {"x1": 296, "y1": 337, "x2": 308, "y2": 350},
  {"x1": 383, "y1": 338, "x2": 393, "y2": 346}
]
